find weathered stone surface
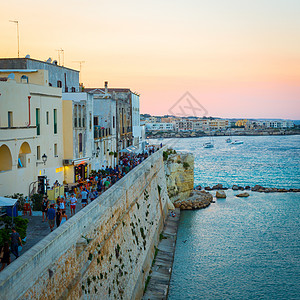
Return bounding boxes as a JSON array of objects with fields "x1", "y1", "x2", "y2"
[
  {"x1": 216, "y1": 191, "x2": 226, "y2": 198},
  {"x1": 164, "y1": 152, "x2": 194, "y2": 202},
  {"x1": 236, "y1": 192, "x2": 250, "y2": 197},
  {"x1": 0, "y1": 149, "x2": 171, "y2": 300}
]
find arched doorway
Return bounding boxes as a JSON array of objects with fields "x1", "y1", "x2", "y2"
[
  {"x1": 18, "y1": 142, "x2": 31, "y2": 168},
  {"x1": 0, "y1": 144, "x2": 13, "y2": 171}
]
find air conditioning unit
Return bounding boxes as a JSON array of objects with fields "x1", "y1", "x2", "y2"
[{"x1": 63, "y1": 159, "x2": 73, "y2": 166}]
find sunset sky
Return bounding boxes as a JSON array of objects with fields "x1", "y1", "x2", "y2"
[{"x1": 0, "y1": 0, "x2": 299, "y2": 119}]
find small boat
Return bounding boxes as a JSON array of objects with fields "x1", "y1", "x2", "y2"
[
  {"x1": 231, "y1": 140, "x2": 244, "y2": 145},
  {"x1": 203, "y1": 142, "x2": 214, "y2": 148},
  {"x1": 226, "y1": 138, "x2": 232, "y2": 143}
]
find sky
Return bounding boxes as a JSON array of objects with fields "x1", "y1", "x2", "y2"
[{"x1": 0, "y1": 0, "x2": 299, "y2": 119}]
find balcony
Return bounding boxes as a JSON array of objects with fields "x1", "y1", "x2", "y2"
[{"x1": 94, "y1": 126, "x2": 111, "y2": 139}]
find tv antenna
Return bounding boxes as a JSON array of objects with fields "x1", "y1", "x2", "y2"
[
  {"x1": 73, "y1": 61, "x2": 85, "y2": 83},
  {"x1": 9, "y1": 20, "x2": 20, "y2": 58},
  {"x1": 56, "y1": 48, "x2": 64, "y2": 66}
]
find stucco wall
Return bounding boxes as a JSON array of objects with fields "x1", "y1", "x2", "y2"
[{"x1": 0, "y1": 148, "x2": 169, "y2": 299}]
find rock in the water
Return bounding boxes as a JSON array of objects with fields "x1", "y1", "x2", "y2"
[
  {"x1": 212, "y1": 183, "x2": 223, "y2": 190},
  {"x1": 216, "y1": 191, "x2": 226, "y2": 198},
  {"x1": 232, "y1": 185, "x2": 239, "y2": 190},
  {"x1": 245, "y1": 186, "x2": 251, "y2": 190},
  {"x1": 174, "y1": 190, "x2": 213, "y2": 210},
  {"x1": 236, "y1": 192, "x2": 250, "y2": 197},
  {"x1": 204, "y1": 186, "x2": 212, "y2": 191}
]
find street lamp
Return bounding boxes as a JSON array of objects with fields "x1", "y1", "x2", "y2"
[{"x1": 42, "y1": 154, "x2": 47, "y2": 165}]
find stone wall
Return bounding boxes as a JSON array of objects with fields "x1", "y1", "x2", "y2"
[
  {"x1": 164, "y1": 152, "x2": 194, "y2": 202},
  {"x1": 0, "y1": 148, "x2": 169, "y2": 300}
]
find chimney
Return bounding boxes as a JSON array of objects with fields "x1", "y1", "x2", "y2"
[{"x1": 105, "y1": 81, "x2": 108, "y2": 93}]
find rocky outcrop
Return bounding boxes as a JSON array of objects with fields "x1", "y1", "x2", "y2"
[
  {"x1": 236, "y1": 192, "x2": 250, "y2": 197},
  {"x1": 174, "y1": 190, "x2": 213, "y2": 210},
  {"x1": 164, "y1": 151, "x2": 194, "y2": 202},
  {"x1": 216, "y1": 191, "x2": 226, "y2": 198}
]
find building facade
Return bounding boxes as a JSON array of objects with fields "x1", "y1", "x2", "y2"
[{"x1": 0, "y1": 70, "x2": 64, "y2": 196}]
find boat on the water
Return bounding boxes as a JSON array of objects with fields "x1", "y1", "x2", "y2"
[
  {"x1": 231, "y1": 140, "x2": 244, "y2": 145},
  {"x1": 203, "y1": 142, "x2": 214, "y2": 148}
]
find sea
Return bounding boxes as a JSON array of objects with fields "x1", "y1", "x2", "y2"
[{"x1": 152, "y1": 135, "x2": 300, "y2": 300}]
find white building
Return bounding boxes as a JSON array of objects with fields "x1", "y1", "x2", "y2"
[
  {"x1": 146, "y1": 123, "x2": 174, "y2": 131},
  {"x1": 84, "y1": 87, "x2": 117, "y2": 170},
  {"x1": 0, "y1": 70, "x2": 64, "y2": 196}
]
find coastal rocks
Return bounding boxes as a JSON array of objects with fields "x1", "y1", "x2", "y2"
[
  {"x1": 204, "y1": 186, "x2": 212, "y2": 191},
  {"x1": 164, "y1": 152, "x2": 194, "y2": 202},
  {"x1": 174, "y1": 190, "x2": 213, "y2": 210},
  {"x1": 236, "y1": 192, "x2": 250, "y2": 197},
  {"x1": 216, "y1": 191, "x2": 226, "y2": 198},
  {"x1": 232, "y1": 185, "x2": 244, "y2": 191}
]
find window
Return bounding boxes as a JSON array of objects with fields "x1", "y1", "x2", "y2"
[
  {"x1": 94, "y1": 116, "x2": 98, "y2": 126},
  {"x1": 74, "y1": 118, "x2": 77, "y2": 128},
  {"x1": 54, "y1": 143, "x2": 57, "y2": 157},
  {"x1": 79, "y1": 133, "x2": 82, "y2": 153},
  {"x1": 53, "y1": 109, "x2": 57, "y2": 134},
  {"x1": 36, "y1": 108, "x2": 40, "y2": 135},
  {"x1": 57, "y1": 81, "x2": 62, "y2": 88},
  {"x1": 82, "y1": 118, "x2": 85, "y2": 128},
  {"x1": 46, "y1": 111, "x2": 49, "y2": 125},
  {"x1": 89, "y1": 113, "x2": 92, "y2": 130},
  {"x1": 37, "y1": 146, "x2": 40, "y2": 160},
  {"x1": 78, "y1": 117, "x2": 81, "y2": 127},
  {"x1": 113, "y1": 116, "x2": 115, "y2": 128},
  {"x1": 8, "y1": 111, "x2": 13, "y2": 128},
  {"x1": 71, "y1": 87, "x2": 76, "y2": 92}
]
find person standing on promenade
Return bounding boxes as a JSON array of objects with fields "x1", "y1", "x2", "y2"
[
  {"x1": 41, "y1": 196, "x2": 49, "y2": 222},
  {"x1": 60, "y1": 210, "x2": 68, "y2": 225},
  {"x1": 47, "y1": 204, "x2": 56, "y2": 232},
  {"x1": 81, "y1": 189, "x2": 88, "y2": 208},
  {"x1": 70, "y1": 194, "x2": 77, "y2": 216},
  {"x1": 0, "y1": 242, "x2": 11, "y2": 270},
  {"x1": 56, "y1": 207, "x2": 61, "y2": 227},
  {"x1": 10, "y1": 227, "x2": 22, "y2": 258}
]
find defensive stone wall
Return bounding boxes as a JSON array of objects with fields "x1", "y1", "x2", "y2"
[{"x1": 0, "y1": 148, "x2": 169, "y2": 300}]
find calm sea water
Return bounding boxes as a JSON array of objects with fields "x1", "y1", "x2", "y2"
[{"x1": 151, "y1": 135, "x2": 300, "y2": 299}]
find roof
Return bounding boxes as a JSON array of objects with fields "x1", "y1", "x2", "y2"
[
  {"x1": 0, "y1": 58, "x2": 79, "y2": 73},
  {"x1": 0, "y1": 69, "x2": 38, "y2": 73},
  {"x1": 85, "y1": 88, "x2": 132, "y2": 93}
]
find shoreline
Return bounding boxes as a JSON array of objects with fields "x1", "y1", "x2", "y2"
[{"x1": 147, "y1": 130, "x2": 300, "y2": 139}]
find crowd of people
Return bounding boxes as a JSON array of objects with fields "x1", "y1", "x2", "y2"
[
  {"x1": 41, "y1": 146, "x2": 161, "y2": 232},
  {"x1": 0, "y1": 145, "x2": 162, "y2": 271}
]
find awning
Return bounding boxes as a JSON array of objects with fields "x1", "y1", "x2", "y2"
[
  {"x1": 0, "y1": 197, "x2": 18, "y2": 207},
  {"x1": 73, "y1": 157, "x2": 90, "y2": 166},
  {"x1": 119, "y1": 146, "x2": 138, "y2": 153}
]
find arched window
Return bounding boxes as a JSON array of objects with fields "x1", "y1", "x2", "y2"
[
  {"x1": 71, "y1": 87, "x2": 76, "y2": 92},
  {"x1": 21, "y1": 75, "x2": 28, "y2": 83},
  {"x1": 0, "y1": 144, "x2": 13, "y2": 171},
  {"x1": 18, "y1": 142, "x2": 31, "y2": 168}
]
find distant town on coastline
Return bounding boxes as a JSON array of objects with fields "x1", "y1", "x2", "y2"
[{"x1": 141, "y1": 114, "x2": 299, "y2": 139}]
